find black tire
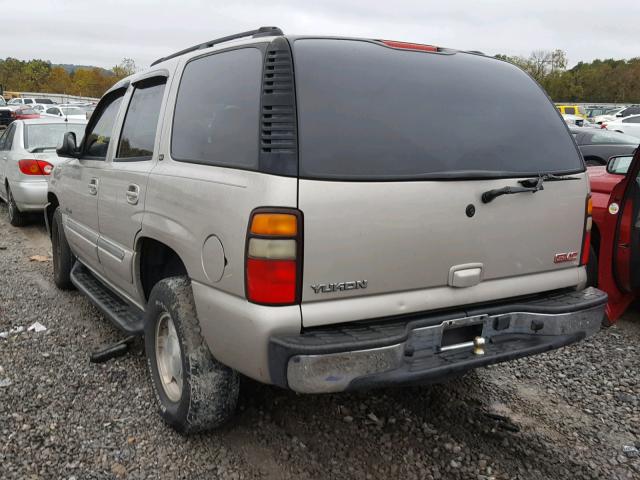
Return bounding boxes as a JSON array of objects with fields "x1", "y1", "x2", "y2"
[
  {"x1": 51, "y1": 207, "x2": 75, "y2": 290},
  {"x1": 144, "y1": 276, "x2": 239, "y2": 433},
  {"x1": 586, "y1": 245, "x2": 598, "y2": 287},
  {"x1": 6, "y1": 184, "x2": 27, "y2": 227}
]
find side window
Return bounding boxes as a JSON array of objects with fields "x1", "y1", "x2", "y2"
[
  {"x1": 564, "y1": 106, "x2": 575, "y2": 115},
  {"x1": 623, "y1": 117, "x2": 640, "y2": 124},
  {"x1": 116, "y1": 78, "x2": 166, "y2": 161},
  {"x1": 46, "y1": 107, "x2": 59, "y2": 115},
  {"x1": 3, "y1": 124, "x2": 16, "y2": 150},
  {"x1": 172, "y1": 47, "x2": 262, "y2": 169},
  {"x1": 24, "y1": 99, "x2": 33, "y2": 104},
  {"x1": 83, "y1": 91, "x2": 125, "y2": 159}
]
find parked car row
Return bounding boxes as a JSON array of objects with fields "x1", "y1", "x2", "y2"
[{"x1": 0, "y1": 96, "x2": 97, "y2": 127}]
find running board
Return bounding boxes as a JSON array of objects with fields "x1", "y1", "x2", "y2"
[{"x1": 70, "y1": 262, "x2": 144, "y2": 335}]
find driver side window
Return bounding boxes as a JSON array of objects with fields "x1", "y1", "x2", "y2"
[{"x1": 83, "y1": 91, "x2": 125, "y2": 159}]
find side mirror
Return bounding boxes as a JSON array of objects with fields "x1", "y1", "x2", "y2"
[
  {"x1": 606, "y1": 155, "x2": 634, "y2": 175},
  {"x1": 57, "y1": 132, "x2": 80, "y2": 158},
  {"x1": 616, "y1": 113, "x2": 623, "y2": 117}
]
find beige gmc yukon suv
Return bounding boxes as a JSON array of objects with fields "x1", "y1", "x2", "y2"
[{"x1": 46, "y1": 27, "x2": 607, "y2": 433}]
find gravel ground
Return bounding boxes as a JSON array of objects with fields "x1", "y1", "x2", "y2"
[{"x1": 0, "y1": 201, "x2": 639, "y2": 480}]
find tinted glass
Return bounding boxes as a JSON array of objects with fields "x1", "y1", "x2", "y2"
[
  {"x1": 294, "y1": 40, "x2": 583, "y2": 180},
  {"x1": 36, "y1": 99, "x2": 53, "y2": 104},
  {"x1": 47, "y1": 108, "x2": 59, "y2": 114},
  {"x1": 564, "y1": 107, "x2": 576, "y2": 115},
  {"x1": 117, "y1": 79, "x2": 165, "y2": 159},
  {"x1": 172, "y1": 48, "x2": 262, "y2": 169},
  {"x1": 24, "y1": 99, "x2": 34, "y2": 104},
  {"x1": 623, "y1": 116, "x2": 640, "y2": 124},
  {"x1": 4, "y1": 124, "x2": 16, "y2": 149},
  {"x1": 84, "y1": 92, "x2": 124, "y2": 158},
  {"x1": 588, "y1": 131, "x2": 640, "y2": 145},
  {"x1": 25, "y1": 123, "x2": 86, "y2": 150}
]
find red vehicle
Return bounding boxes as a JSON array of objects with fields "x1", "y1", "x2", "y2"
[
  {"x1": 11, "y1": 106, "x2": 40, "y2": 120},
  {"x1": 588, "y1": 150, "x2": 640, "y2": 323}
]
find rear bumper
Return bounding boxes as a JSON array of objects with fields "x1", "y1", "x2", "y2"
[
  {"x1": 269, "y1": 287, "x2": 607, "y2": 393},
  {"x1": 10, "y1": 179, "x2": 47, "y2": 211}
]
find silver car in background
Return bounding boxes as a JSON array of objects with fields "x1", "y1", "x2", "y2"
[{"x1": 0, "y1": 118, "x2": 86, "y2": 225}]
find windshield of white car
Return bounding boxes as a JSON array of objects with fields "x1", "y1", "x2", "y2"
[{"x1": 25, "y1": 123, "x2": 86, "y2": 150}]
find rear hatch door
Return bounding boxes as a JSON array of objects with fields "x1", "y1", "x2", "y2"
[{"x1": 292, "y1": 38, "x2": 588, "y2": 327}]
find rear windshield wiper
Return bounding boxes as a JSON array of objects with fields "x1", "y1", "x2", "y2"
[{"x1": 481, "y1": 173, "x2": 580, "y2": 204}]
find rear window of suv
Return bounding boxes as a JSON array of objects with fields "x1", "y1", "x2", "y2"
[{"x1": 293, "y1": 39, "x2": 583, "y2": 180}]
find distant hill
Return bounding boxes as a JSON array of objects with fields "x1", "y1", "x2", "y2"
[{"x1": 55, "y1": 64, "x2": 113, "y2": 76}]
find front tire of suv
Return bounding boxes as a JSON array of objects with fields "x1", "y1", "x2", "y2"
[
  {"x1": 144, "y1": 276, "x2": 239, "y2": 433},
  {"x1": 6, "y1": 184, "x2": 27, "y2": 227},
  {"x1": 51, "y1": 207, "x2": 75, "y2": 290}
]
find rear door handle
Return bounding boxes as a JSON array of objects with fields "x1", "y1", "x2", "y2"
[
  {"x1": 88, "y1": 178, "x2": 98, "y2": 195},
  {"x1": 126, "y1": 184, "x2": 140, "y2": 205}
]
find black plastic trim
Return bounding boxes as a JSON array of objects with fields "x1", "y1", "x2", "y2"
[
  {"x1": 70, "y1": 262, "x2": 144, "y2": 334},
  {"x1": 258, "y1": 37, "x2": 298, "y2": 176}
]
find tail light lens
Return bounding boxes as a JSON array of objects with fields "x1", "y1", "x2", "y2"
[
  {"x1": 245, "y1": 209, "x2": 302, "y2": 305},
  {"x1": 18, "y1": 159, "x2": 53, "y2": 176},
  {"x1": 580, "y1": 195, "x2": 593, "y2": 266}
]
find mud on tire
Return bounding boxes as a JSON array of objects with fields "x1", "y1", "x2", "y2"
[{"x1": 144, "y1": 276, "x2": 239, "y2": 433}]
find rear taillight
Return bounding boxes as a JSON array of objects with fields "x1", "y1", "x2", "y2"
[
  {"x1": 245, "y1": 209, "x2": 302, "y2": 305},
  {"x1": 18, "y1": 159, "x2": 53, "y2": 176},
  {"x1": 580, "y1": 195, "x2": 593, "y2": 266},
  {"x1": 380, "y1": 40, "x2": 438, "y2": 52}
]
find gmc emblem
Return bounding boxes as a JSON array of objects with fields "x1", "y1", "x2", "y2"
[{"x1": 554, "y1": 251, "x2": 578, "y2": 263}]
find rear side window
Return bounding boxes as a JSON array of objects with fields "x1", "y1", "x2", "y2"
[
  {"x1": 623, "y1": 116, "x2": 640, "y2": 124},
  {"x1": 172, "y1": 48, "x2": 262, "y2": 169},
  {"x1": 293, "y1": 39, "x2": 583, "y2": 180},
  {"x1": 117, "y1": 78, "x2": 166, "y2": 160},
  {"x1": 564, "y1": 106, "x2": 576, "y2": 115}
]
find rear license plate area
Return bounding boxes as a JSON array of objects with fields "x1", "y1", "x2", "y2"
[{"x1": 440, "y1": 323, "x2": 483, "y2": 348}]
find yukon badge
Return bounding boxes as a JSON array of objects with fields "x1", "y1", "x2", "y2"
[
  {"x1": 554, "y1": 251, "x2": 578, "y2": 263},
  {"x1": 311, "y1": 280, "x2": 368, "y2": 294}
]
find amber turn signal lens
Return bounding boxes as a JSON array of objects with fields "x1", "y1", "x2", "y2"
[
  {"x1": 250, "y1": 213, "x2": 298, "y2": 236},
  {"x1": 586, "y1": 196, "x2": 593, "y2": 216}
]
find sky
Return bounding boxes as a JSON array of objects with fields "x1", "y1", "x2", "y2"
[{"x1": 1, "y1": 0, "x2": 639, "y2": 70}]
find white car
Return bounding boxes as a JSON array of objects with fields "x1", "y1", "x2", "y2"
[
  {"x1": 603, "y1": 114, "x2": 640, "y2": 139},
  {"x1": 562, "y1": 114, "x2": 598, "y2": 128},
  {"x1": 0, "y1": 118, "x2": 86, "y2": 225},
  {"x1": 42, "y1": 105, "x2": 87, "y2": 121},
  {"x1": 7, "y1": 97, "x2": 56, "y2": 106}
]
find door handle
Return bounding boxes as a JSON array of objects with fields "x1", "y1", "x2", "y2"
[
  {"x1": 88, "y1": 178, "x2": 98, "y2": 195},
  {"x1": 126, "y1": 184, "x2": 140, "y2": 205}
]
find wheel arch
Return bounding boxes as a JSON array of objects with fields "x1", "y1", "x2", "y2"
[{"x1": 135, "y1": 235, "x2": 189, "y2": 302}]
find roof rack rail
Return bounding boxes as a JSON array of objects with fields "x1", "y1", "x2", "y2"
[{"x1": 150, "y1": 26, "x2": 283, "y2": 66}]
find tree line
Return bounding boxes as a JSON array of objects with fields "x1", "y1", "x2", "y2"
[
  {"x1": 1, "y1": 51, "x2": 639, "y2": 103},
  {"x1": 496, "y1": 50, "x2": 640, "y2": 103},
  {"x1": 0, "y1": 58, "x2": 137, "y2": 98}
]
